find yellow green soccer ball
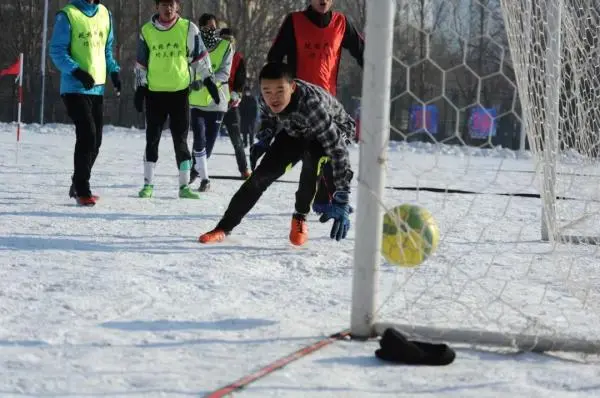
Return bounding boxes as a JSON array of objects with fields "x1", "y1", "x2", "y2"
[{"x1": 381, "y1": 204, "x2": 440, "y2": 267}]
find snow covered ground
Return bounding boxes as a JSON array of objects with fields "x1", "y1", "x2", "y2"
[{"x1": 0, "y1": 122, "x2": 599, "y2": 397}]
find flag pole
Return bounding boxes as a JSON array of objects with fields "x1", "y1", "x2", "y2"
[
  {"x1": 41, "y1": 0, "x2": 49, "y2": 125},
  {"x1": 17, "y1": 53, "x2": 23, "y2": 142},
  {"x1": 16, "y1": 53, "x2": 23, "y2": 164}
]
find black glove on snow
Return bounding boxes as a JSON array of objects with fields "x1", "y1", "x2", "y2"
[
  {"x1": 110, "y1": 72, "x2": 121, "y2": 96},
  {"x1": 134, "y1": 86, "x2": 148, "y2": 113},
  {"x1": 203, "y1": 77, "x2": 221, "y2": 105},
  {"x1": 72, "y1": 68, "x2": 95, "y2": 90},
  {"x1": 249, "y1": 140, "x2": 269, "y2": 171}
]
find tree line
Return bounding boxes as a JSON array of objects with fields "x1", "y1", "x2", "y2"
[
  {"x1": 0, "y1": 0, "x2": 531, "y2": 149},
  {"x1": 0, "y1": 0, "x2": 365, "y2": 128}
]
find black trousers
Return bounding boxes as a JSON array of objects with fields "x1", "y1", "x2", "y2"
[
  {"x1": 241, "y1": 119, "x2": 255, "y2": 147},
  {"x1": 190, "y1": 108, "x2": 224, "y2": 158},
  {"x1": 287, "y1": 143, "x2": 336, "y2": 207},
  {"x1": 145, "y1": 89, "x2": 191, "y2": 167},
  {"x1": 216, "y1": 133, "x2": 326, "y2": 232},
  {"x1": 222, "y1": 106, "x2": 249, "y2": 173},
  {"x1": 314, "y1": 160, "x2": 335, "y2": 204},
  {"x1": 63, "y1": 94, "x2": 104, "y2": 197}
]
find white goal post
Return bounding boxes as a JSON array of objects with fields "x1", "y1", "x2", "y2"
[{"x1": 351, "y1": 0, "x2": 600, "y2": 354}]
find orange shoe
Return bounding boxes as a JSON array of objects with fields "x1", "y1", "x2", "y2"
[
  {"x1": 70, "y1": 184, "x2": 99, "y2": 201},
  {"x1": 199, "y1": 229, "x2": 227, "y2": 244},
  {"x1": 76, "y1": 196, "x2": 96, "y2": 207},
  {"x1": 289, "y1": 213, "x2": 308, "y2": 246},
  {"x1": 241, "y1": 170, "x2": 252, "y2": 179}
]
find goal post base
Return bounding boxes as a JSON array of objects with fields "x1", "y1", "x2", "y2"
[{"x1": 372, "y1": 322, "x2": 600, "y2": 354}]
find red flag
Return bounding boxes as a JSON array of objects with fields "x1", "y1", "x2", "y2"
[{"x1": 0, "y1": 58, "x2": 20, "y2": 77}]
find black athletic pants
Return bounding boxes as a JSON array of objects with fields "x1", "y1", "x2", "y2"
[
  {"x1": 222, "y1": 106, "x2": 249, "y2": 173},
  {"x1": 190, "y1": 108, "x2": 224, "y2": 158},
  {"x1": 242, "y1": 120, "x2": 255, "y2": 147},
  {"x1": 216, "y1": 133, "x2": 326, "y2": 232},
  {"x1": 314, "y1": 160, "x2": 335, "y2": 204},
  {"x1": 144, "y1": 89, "x2": 191, "y2": 167},
  {"x1": 287, "y1": 144, "x2": 336, "y2": 207},
  {"x1": 63, "y1": 94, "x2": 103, "y2": 197}
]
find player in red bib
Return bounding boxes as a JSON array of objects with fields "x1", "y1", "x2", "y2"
[
  {"x1": 268, "y1": 0, "x2": 364, "y2": 95},
  {"x1": 265, "y1": 0, "x2": 364, "y2": 236}
]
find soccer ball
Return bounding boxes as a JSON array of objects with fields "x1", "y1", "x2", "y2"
[{"x1": 381, "y1": 204, "x2": 440, "y2": 267}]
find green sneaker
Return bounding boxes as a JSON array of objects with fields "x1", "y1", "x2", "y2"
[
  {"x1": 179, "y1": 184, "x2": 200, "y2": 199},
  {"x1": 138, "y1": 184, "x2": 153, "y2": 198}
]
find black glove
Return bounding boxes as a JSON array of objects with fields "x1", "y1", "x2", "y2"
[
  {"x1": 203, "y1": 77, "x2": 221, "y2": 105},
  {"x1": 134, "y1": 86, "x2": 148, "y2": 113},
  {"x1": 110, "y1": 72, "x2": 121, "y2": 96},
  {"x1": 318, "y1": 191, "x2": 351, "y2": 241},
  {"x1": 249, "y1": 140, "x2": 269, "y2": 171},
  {"x1": 190, "y1": 80, "x2": 202, "y2": 91},
  {"x1": 72, "y1": 68, "x2": 95, "y2": 90}
]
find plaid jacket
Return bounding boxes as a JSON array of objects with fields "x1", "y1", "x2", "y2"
[{"x1": 257, "y1": 80, "x2": 355, "y2": 192}]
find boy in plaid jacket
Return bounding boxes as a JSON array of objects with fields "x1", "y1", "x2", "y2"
[{"x1": 199, "y1": 62, "x2": 355, "y2": 246}]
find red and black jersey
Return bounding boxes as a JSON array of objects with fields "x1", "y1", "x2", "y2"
[
  {"x1": 267, "y1": 6, "x2": 364, "y2": 96},
  {"x1": 291, "y1": 11, "x2": 346, "y2": 95},
  {"x1": 228, "y1": 51, "x2": 246, "y2": 94}
]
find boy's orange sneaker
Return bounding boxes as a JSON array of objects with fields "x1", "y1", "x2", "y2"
[
  {"x1": 199, "y1": 229, "x2": 227, "y2": 243},
  {"x1": 76, "y1": 196, "x2": 97, "y2": 207},
  {"x1": 289, "y1": 213, "x2": 308, "y2": 246}
]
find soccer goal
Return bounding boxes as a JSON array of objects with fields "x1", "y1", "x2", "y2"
[{"x1": 351, "y1": 0, "x2": 600, "y2": 354}]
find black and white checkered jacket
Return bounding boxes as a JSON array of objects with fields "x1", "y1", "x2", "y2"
[{"x1": 256, "y1": 79, "x2": 355, "y2": 192}]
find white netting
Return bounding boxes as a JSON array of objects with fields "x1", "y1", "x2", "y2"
[
  {"x1": 353, "y1": 0, "x2": 600, "y2": 355},
  {"x1": 502, "y1": 0, "x2": 600, "y2": 242}
]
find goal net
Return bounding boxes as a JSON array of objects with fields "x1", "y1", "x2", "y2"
[
  {"x1": 503, "y1": 0, "x2": 600, "y2": 243},
  {"x1": 351, "y1": 0, "x2": 600, "y2": 354}
]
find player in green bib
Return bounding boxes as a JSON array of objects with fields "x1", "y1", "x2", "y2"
[
  {"x1": 49, "y1": 0, "x2": 121, "y2": 207},
  {"x1": 188, "y1": 14, "x2": 234, "y2": 193},
  {"x1": 133, "y1": 0, "x2": 220, "y2": 199}
]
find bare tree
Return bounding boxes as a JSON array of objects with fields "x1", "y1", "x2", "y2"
[
  {"x1": 0, "y1": 0, "x2": 364, "y2": 125},
  {"x1": 215, "y1": 0, "x2": 298, "y2": 87}
]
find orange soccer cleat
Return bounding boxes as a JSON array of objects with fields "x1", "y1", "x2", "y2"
[
  {"x1": 76, "y1": 196, "x2": 97, "y2": 207},
  {"x1": 289, "y1": 213, "x2": 308, "y2": 246},
  {"x1": 198, "y1": 229, "x2": 227, "y2": 244}
]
